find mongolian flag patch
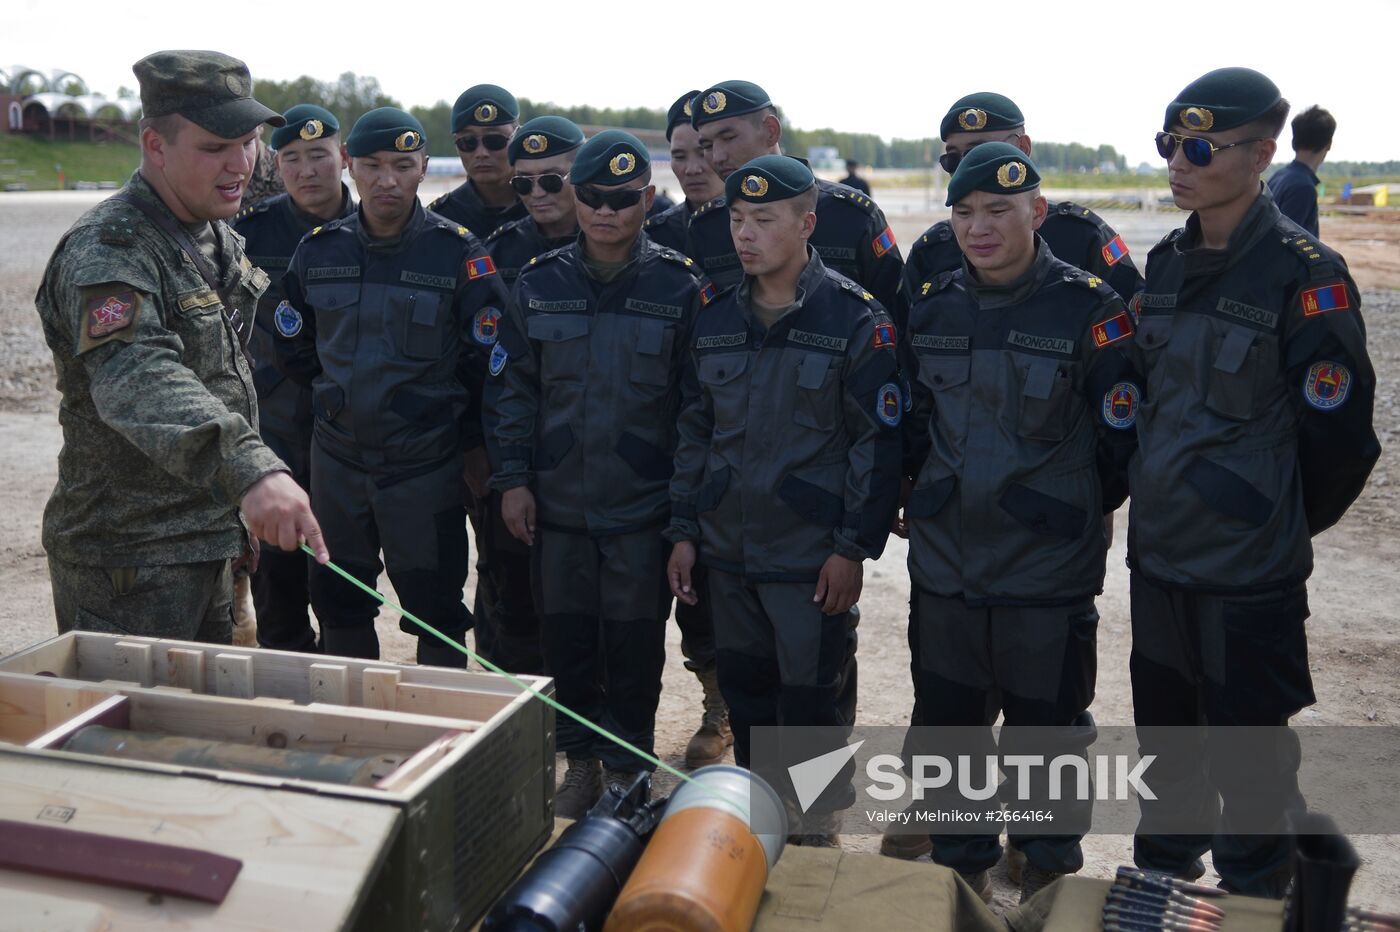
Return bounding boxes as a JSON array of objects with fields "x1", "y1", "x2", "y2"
[
  {"x1": 872, "y1": 226, "x2": 897, "y2": 258},
  {"x1": 466, "y1": 255, "x2": 498, "y2": 280},
  {"x1": 699, "y1": 282, "x2": 717, "y2": 306},
  {"x1": 1092, "y1": 310, "x2": 1134, "y2": 348},
  {"x1": 873, "y1": 321, "x2": 896, "y2": 349},
  {"x1": 1101, "y1": 234, "x2": 1129, "y2": 267},
  {"x1": 1301, "y1": 282, "x2": 1350, "y2": 317}
]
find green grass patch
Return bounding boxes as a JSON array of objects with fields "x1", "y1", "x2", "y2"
[{"x1": 0, "y1": 135, "x2": 139, "y2": 190}]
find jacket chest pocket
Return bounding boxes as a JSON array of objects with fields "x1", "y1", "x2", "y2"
[
  {"x1": 390, "y1": 288, "x2": 448, "y2": 361},
  {"x1": 171, "y1": 289, "x2": 231, "y2": 373},
  {"x1": 698, "y1": 353, "x2": 750, "y2": 429},
  {"x1": 527, "y1": 314, "x2": 592, "y2": 381},
  {"x1": 916, "y1": 354, "x2": 971, "y2": 438},
  {"x1": 304, "y1": 283, "x2": 362, "y2": 348},
  {"x1": 1134, "y1": 315, "x2": 1173, "y2": 399},
  {"x1": 1016, "y1": 355, "x2": 1076, "y2": 442},
  {"x1": 1203, "y1": 323, "x2": 1278, "y2": 422},
  {"x1": 792, "y1": 352, "x2": 839, "y2": 431},
  {"x1": 630, "y1": 319, "x2": 676, "y2": 387}
]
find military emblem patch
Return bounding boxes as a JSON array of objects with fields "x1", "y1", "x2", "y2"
[
  {"x1": 1092, "y1": 311, "x2": 1134, "y2": 348},
  {"x1": 702, "y1": 91, "x2": 727, "y2": 114},
  {"x1": 1101, "y1": 234, "x2": 1129, "y2": 266},
  {"x1": 1304, "y1": 361, "x2": 1351, "y2": 410},
  {"x1": 1301, "y1": 282, "x2": 1351, "y2": 317},
  {"x1": 466, "y1": 256, "x2": 498, "y2": 279},
  {"x1": 872, "y1": 226, "x2": 896, "y2": 258},
  {"x1": 699, "y1": 282, "x2": 717, "y2": 306},
  {"x1": 300, "y1": 119, "x2": 324, "y2": 141},
  {"x1": 1102, "y1": 381, "x2": 1139, "y2": 429},
  {"x1": 1128, "y1": 292, "x2": 1143, "y2": 324},
  {"x1": 996, "y1": 161, "x2": 1028, "y2": 188},
  {"x1": 523, "y1": 134, "x2": 548, "y2": 154},
  {"x1": 741, "y1": 175, "x2": 768, "y2": 198},
  {"x1": 876, "y1": 383, "x2": 902, "y2": 427},
  {"x1": 475, "y1": 103, "x2": 498, "y2": 123},
  {"x1": 957, "y1": 108, "x2": 987, "y2": 131},
  {"x1": 473, "y1": 307, "x2": 501, "y2": 345},
  {"x1": 683, "y1": 98, "x2": 694, "y2": 117},
  {"x1": 273, "y1": 300, "x2": 303, "y2": 338},
  {"x1": 394, "y1": 131, "x2": 422, "y2": 152},
  {"x1": 489, "y1": 342, "x2": 509, "y2": 377},
  {"x1": 86, "y1": 291, "x2": 138, "y2": 339},
  {"x1": 1179, "y1": 107, "x2": 1214, "y2": 131},
  {"x1": 873, "y1": 322, "x2": 896, "y2": 349},
  {"x1": 610, "y1": 152, "x2": 637, "y2": 176}
]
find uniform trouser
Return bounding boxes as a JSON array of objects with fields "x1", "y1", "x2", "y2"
[
  {"x1": 536, "y1": 526, "x2": 670, "y2": 772},
  {"x1": 468, "y1": 490, "x2": 543, "y2": 674},
  {"x1": 251, "y1": 468, "x2": 318, "y2": 654},
  {"x1": 1129, "y1": 573, "x2": 1314, "y2": 895},
  {"x1": 674, "y1": 564, "x2": 716, "y2": 672},
  {"x1": 307, "y1": 445, "x2": 472, "y2": 663},
  {"x1": 49, "y1": 556, "x2": 234, "y2": 644},
  {"x1": 906, "y1": 589, "x2": 1098, "y2": 875},
  {"x1": 708, "y1": 569, "x2": 858, "y2": 813}
]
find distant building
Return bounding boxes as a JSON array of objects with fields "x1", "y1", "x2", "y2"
[
  {"x1": 807, "y1": 146, "x2": 840, "y2": 170},
  {"x1": 1, "y1": 65, "x2": 139, "y2": 142}
]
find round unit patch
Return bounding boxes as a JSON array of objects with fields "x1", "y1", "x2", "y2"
[
  {"x1": 489, "y1": 342, "x2": 509, "y2": 377},
  {"x1": 273, "y1": 300, "x2": 303, "y2": 338},
  {"x1": 876, "y1": 383, "x2": 902, "y2": 427},
  {"x1": 473, "y1": 307, "x2": 501, "y2": 345},
  {"x1": 1102, "y1": 381, "x2": 1139, "y2": 429},
  {"x1": 1303, "y1": 361, "x2": 1351, "y2": 410}
]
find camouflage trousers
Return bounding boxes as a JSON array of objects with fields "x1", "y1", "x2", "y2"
[{"x1": 48, "y1": 556, "x2": 234, "y2": 644}]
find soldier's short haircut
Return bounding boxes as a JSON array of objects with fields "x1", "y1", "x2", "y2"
[
  {"x1": 1290, "y1": 105, "x2": 1336, "y2": 152},
  {"x1": 790, "y1": 184, "x2": 818, "y2": 216},
  {"x1": 1251, "y1": 98, "x2": 1292, "y2": 141},
  {"x1": 139, "y1": 113, "x2": 183, "y2": 142},
  {"x1": 746, "y1": 106, "x2": 780, "y2": 128}
]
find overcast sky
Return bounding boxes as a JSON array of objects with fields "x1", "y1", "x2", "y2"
[{"x1": 10, "y1": 0, "x2": 1398, "y2": 165}]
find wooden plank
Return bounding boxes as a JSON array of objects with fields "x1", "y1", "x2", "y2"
[
  {"x1": 308, "y1": 664, "x2": 349, "y2": 706},
  {"x1": 372, "y1": 730, "x2": 466, "y2": 793},
  {"x1": 26, "y1": 696, "x2": 130, "y2": 751},
  {"x1": 212, "y1": 654, "x2": 254, "y2": 700},
  {"x1": 112, "y1": 642, "x2": 154, "y2": 688},
  {"x1": 361, "y1": 668, "x2": 400, "y2": 712},
  {"x1": 165, "y1": 649, "x2": 206, "y2": 693},
  {"x1": 393, "y1": 682, "x2": 494, "y2": 723}
]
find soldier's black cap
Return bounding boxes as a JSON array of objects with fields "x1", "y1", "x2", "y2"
[
  {"x1": 1164, "y1": 67, "x2": 1284, "y2": 133},
  {"x1": 345, "y1": 108, "x2": 426, "y2": 158},
  {"x1": 666, "y1": 90, "x2": 700, "y2": 141},
  {"x1": 133, "y1": 50, "x2": 284, "y2": 138},
  {"x1": 570, "y1": 130, "x2": 649, "y2": 185},
  {"x1": 945, "y1": 142, "x2": 1040, "y2": 206},
  {"x1": 691, "y1": 80, "x2": 772, "y2": 129},
  {"x1": 269, "y1": 104, "x2": 339, "y2": 151},
  {"x1": 507, "y1": 116, "x2": 584, "y2": 164},
  {"x1": 725, "y1": 155, "x2": 814, "y2": 204},
  {"x1": 452, "y1": 84, "x2": 519, "y2": 133},
  {"x1": 938, "y1": 92, "x2": 1024, "y2": 140}
]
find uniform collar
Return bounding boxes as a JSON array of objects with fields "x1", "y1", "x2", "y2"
[
  {"x1": 736, "y1": 246, "x2": 826, "y2": 324},
  {"x1": 355, "y1": 198, "x2": 426, "y2": 252},
  {"x1": 1177, "y1": 185, "x2": 1280, "y2": 276},
  {"x1": 961, "y1": 235, "x2": 1055, "y2": 308},
  {"x1": 286, "y1": 183, "x2": 354, "y2": 229},
  {"x1": 576, "y1": 229, "x2": 648, "y2": 283}
]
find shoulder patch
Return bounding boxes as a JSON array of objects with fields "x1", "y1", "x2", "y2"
[
  {"x1": 1100, "y1": 234, "x2": 1130, "y2": 266},
  {"x1": 1300, "y1": 281, "x2": 1352, "y2": 317},
  {"x1": 1102, "y1": 382, "x2": 1140, "y2": 429},
  {"x1": 1091, "y1": 310, "x2": 1135, "y2": 348},
  {"x1": 873, "y1": 320, "x2": 896, "y2": 349},
  {"x1": 872, "y1": 226, "x2": 897, "y2": 258},
  {"x1": 98, "y1": 221, "x2": 137, "y2": 247},
  {"x1": 699, "y1": 281, "x2": 718, "y2": 306},
  {"x1": 1303, "y1": 361, "x2": 1351, "y2": 410},
  {"x1": 466, "y1": 255, "x2": 498, "y2": 279},
  {"x1": 76, "y1": 288, "x2": 142, "y2": 353}
]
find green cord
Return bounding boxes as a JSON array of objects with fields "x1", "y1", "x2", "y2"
[{"x1": 301, "y1": 544, "x2": 700, "y2": 788}]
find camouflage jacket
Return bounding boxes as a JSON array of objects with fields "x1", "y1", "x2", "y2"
[
  {"x1": 239, "y1": 138, "x2": 286, "y2": 211},
  {"x1": 34, "y1": 171, "x2": 287, "y2": 566}
]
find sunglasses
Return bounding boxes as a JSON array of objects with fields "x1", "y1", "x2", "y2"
[
  {"x1": 510, "y1": 173, "x2": 567, "y2": 196},
  {"x1": 574, "y1": 184, "x2": 648, "y2": 211},
  {"x1": 1155, "y1": 132, "x2": 1267, "y2": 167},
  {"x1": 455, "y1": 133, "x2": 510, "y2": 153}
]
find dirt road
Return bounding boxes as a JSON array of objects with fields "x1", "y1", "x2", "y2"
[{"x1": 1, "y1": 188, "x2": 1396, "y2": 911}]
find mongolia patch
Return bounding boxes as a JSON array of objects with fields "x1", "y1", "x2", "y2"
[
  {"x1": 1101, "y1": 235, "x2": 1129, "y2": 267},
  {"x1": 699, "y1": 281, "x2": 717, "y2": 306},
  {"x1": 86, "y1": 291, "x2": 138, "y2": 339},
  {"x1": 466, "y1": 255, "x2": 498, "y2": 280},
  {"x1": 273, "y1": 300, "x2": 303, "y2": 338},
  {"x1": 1303, "y1": 361, "x2": 1351, "y2": 410},
  {"x1": 872, "y1": 226, "x2": 897, "y2": 258},
  {"x1": 873, "y1": 321, "x2": 896, "y2": 349},
  {"x1": 1092, "y1": 311, "x2": 1134, "y2": 349},
  {"x1": 473, "y1": 307, "x2": 501, "y2": 345},
  {"x1": 876, "y1": 383, "x2": 902, "y2": 427},
  {"x1": 1301, "y1": 282, "x2": 1351, "y2": 317},
  {"x1": 1102, "y1": 381, "x2": 1140, "y2": 429},
  {"x1": 489, "y1": 342, "x2": 509, "y2": 377}
]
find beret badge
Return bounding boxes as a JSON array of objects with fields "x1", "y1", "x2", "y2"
[
  {"x1": 523, "y1": 134, "x2": 548, "y2": 154},
  {"x1": 475, "y1": 103, "x2": 498, "y2": 123},
  {"x1": 741, "y1": 174, "x2": 769, "y2": 198},
  {"x1": 609, "y1": 152, "x2": 637, "y2": 176},
  {"x1": 394, "y1": 131, "x2": 421, "y2": 152},
  {"x1": 1179, "y1": 106, "x2": 1214, "y2": 131},
  {"x1": 996, "y1": 161, "x2": 1028, "y2": 188},
  {"x1": 957, "y1": 108, "x2": 988, "y2": 131},
  {"x1": 702, "y1": 91, "x2": 727, "y2": 115},
  {"x1": 299, "y1": 119, "x2": 324, "y2": 141}
]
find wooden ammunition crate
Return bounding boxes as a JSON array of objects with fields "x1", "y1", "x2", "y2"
[{"x1": 0, "y1": 633, "x2": 556, "y2": 930}]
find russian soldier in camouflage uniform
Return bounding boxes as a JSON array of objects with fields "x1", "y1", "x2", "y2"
[
  {"x1": 34, "y1": 50, "x2": 325, "y2": 643},
  {"x1": 239, "y1": 126, "x2": 286, "y2": 211}
]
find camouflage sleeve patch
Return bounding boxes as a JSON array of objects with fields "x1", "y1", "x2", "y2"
[{"x1": 76, "y1": 285, "x2": 143, "y2": 354}]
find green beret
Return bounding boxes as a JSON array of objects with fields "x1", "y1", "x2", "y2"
[
  {"x1": 1164, "y1": 67, "x2": 1283, "y2": 133},
  {"x1": 724, "y1": 155, "x2": 814, "y2": 204},
  {"x1": 939, "y1": 92, "x2": 1024, "y2": 140},
  {"x1": 452, "y1": 84, "x2": 518, "y2": 133},
  {"x1": 570, "y1": 130, "x2": 650, "y2": 186},
  {"x1": 666, "y1": 90, "x2": 700, "y2": 141},
  {"x1": 690, "y1": 80, "x2": 771, "y2": 129},
  {"x1": 945, "y1": 142, "x2": 1040, "y2": 206},
  {"x1": 133, "y1": 50, "x2": 284, "y2": 139},
  {"x1": 345, "y1": 108, "x2": 426, "y2": 158},
  {"x1": 507, "y1": 116, "x2": 584, "y2": 163},
  {"x1": 269, "y1": 104, "x2": 339, "y2": 151}
]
